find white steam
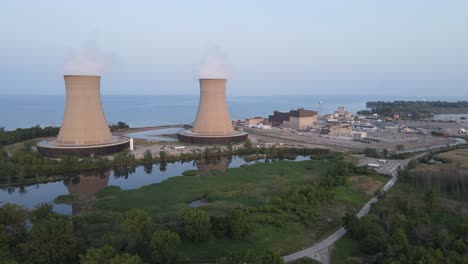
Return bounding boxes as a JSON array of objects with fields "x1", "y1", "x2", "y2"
[
  {"x1": 63, "y1": 42, "x2": 111, "y2": 76},
  {"x1": 197, "y1": 49, "x2": 232, "y2": 79}
]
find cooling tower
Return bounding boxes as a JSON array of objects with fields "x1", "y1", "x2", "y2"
[
  {"x1": 57, "y1": 75, "x2": 113, "y2": 145},
  {"x1": 178, "y1": 78, "x2": 247, "y2": 144},
  {"x1": 193, "y1": 79, "x2": 235, "y2": 135},
  {"x1": 37, "y1": 75, "x2": 129, "y2": 157}
]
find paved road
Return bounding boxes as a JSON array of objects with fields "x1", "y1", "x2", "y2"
[{"x1": 282, "y1": 160, "x2": 405, "y2": 263}]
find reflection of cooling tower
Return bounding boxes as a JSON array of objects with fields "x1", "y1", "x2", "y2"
[
  {"x1": 196, "y1": 156, "x2": 232, "y2": 176},
  {"x1": 67, "y1": 171, "x2": 110, "y2": 216},
  {"x1": 57, "y1": 76, "x2": 113, "y2": 145},
  {"x1": 37, "y1": 75, "x2": 129, "y2": 157},
  {"x1": 192, "y1": 79, "x2": 235, "y2": 135},
  {"x1": 178, "y1": 79, "x2": 247, "y2": 144}
]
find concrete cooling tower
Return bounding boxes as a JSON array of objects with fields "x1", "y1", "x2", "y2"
[
  {"x1": 37, "y1": 75, "x2": 129, "y2": 157},
  {"x1": 178, "y1": 78, "x2": 247, "y2": 144}
]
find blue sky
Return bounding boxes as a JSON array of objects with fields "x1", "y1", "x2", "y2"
[{"x1": 1, "y1": 0, "x2": 468, "y2": 96}]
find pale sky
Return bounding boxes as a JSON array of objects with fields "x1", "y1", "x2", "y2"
[{"x1": 1, "y1": 0, "x2": 468, "y2": 96}]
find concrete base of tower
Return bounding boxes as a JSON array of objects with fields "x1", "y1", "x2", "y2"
[
  {"x1": 36, "y1": 137, "x2": 130, "y2": 158},
  {"x1": 178, "y1": 130, "x2": 248, "y2": 145}
]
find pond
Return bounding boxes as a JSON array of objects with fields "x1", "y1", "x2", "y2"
[
  {"x1": 124, "y1": 127, "x2": 184, "y2": 142},
  {"x1": 0, "y1": 155, "x2": 310, "y2": 216}
]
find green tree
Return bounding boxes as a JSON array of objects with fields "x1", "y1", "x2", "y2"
[
  {"x1": 342, "y1": 213, "x2": 363, "y2": 239},
  {"x1": 150, "y1": 230, "x2": 181, "y2": 264},
  {"x1": 216, "y1": 251, "x2": 260, "y2": 264},
  {"x1": 450, "y1": 239, "x2": 466, "y2": 254},
  {"x1": 226, "y1": 208, "x2": 253, "y2": 240},
  {"x1": 211, "y1": 215, "x2": 228, "y2": 238},
  {"x1": 182, "y1": 209, "x2": 212, "y2": 241},
  {"x1": 143, "y1": 150, "x2": 153, "y2": 163},
  {"x1": 260, "y1": 250, "x2": 284, "y2": 264},
  {"x1": 362, "y1": 233, "x2": 387, "y2": 254},
  {"x1": 395, "y1": 144, "x2": 405, "y2": 151},
  {"x1": 113, "y1": 151, "x2": 137, "y2": 166},
  {"x1": 0, "y1": 225, "x2": 16, "y2": 263},
  {"x1": 392, "y1": 228, "x2": 409, "y2": 251},
  {"x1": 80, "y1": 245, "x2": 145, "y2": 264},
  {"x1": 79, "y1": 245, "x2": 116, "y2": 264},
  {"x1": 382, "y1": 148, "x2": 389, "y2": 158},
  {"x1": 424, "y1": 190, "x2": 438, "y2": 212},
  {"x1": 20, "y1": 216, "x2": 77, "y2": 264},
  {"x1": 363, "y1": 147, "x2": 379, "y2": 158},
  {"x1": 108, "y1": 254, "x2": 145, "y2": 264},
  {"x1": 123, "y1": 209, "x2": 153, "y2": 256},
  {"x1": 30, "y1": 203, "x2": 54, "y2": 223},
  {"x1": 243, "y1": 139, "x2": 253, "y2": 150},
  {"x1": 159, "y1": 151, "x2": 167, "y2": 162},
  {"x1": 0, "y1": 204, "x2": 29, "y2": 246}
]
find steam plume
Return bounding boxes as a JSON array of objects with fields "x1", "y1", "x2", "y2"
[
  {"x1": 197, "y1": 48, "x2": 232, "y2": 79},
  {"x1": 63, "y1": 41, "x2": 111, "y2": 76}
]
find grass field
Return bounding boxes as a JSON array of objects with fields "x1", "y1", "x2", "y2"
[
  {"x1": 89, "y1": 159, "x2": 387, "y2": 262},
  {"x1": 437, "y1": 148, "x2": 468, "y2": 169}
]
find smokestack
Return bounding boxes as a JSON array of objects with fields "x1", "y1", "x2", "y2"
[
  {"x1": 56, "y1": 75, "x2": 113, "y2": 145},
  {"x1": 192, "y1": 79, "x2": 234, "y2": 135}
]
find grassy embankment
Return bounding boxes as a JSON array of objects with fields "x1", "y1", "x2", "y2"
[
  {"x1": 331, "y1": 148, "x2": 468, "y2": 263},
  {"x1": 78, "y1": 158, "x2": 387, "y2": 262}
]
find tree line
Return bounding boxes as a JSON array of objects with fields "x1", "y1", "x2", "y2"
[
  {"x1": 0, "y1": 203, "x2": 285, "y2": 264},
  {"x1": 358, "y1": 100, "x2": 468, "y2": 119},
  {"x1": 0, "y1": 139, "x2": 332, "y2": 185},
  {"x1": 341, "y1": 160, "x2": 468, "y2": 263}
]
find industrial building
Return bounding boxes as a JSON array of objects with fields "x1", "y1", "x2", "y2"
[
  {"x1": 268, "y1": 108, "x2": 318, "y2": 130},
  {"x1": 320, "y1": 123, "x2": 353, "y2": 136},
  {"x1": 246, "y1": 116, "x2": 266, "y2": 126},
  {"x1": 178, "y1": 79, "x2": 248, "y2": 144},
  {"x1": 322, "y1": 106, "x2": 354, "y2": 122},
  {"x1": 37, "y1": 75, "x2": 129, "y2": 157}
]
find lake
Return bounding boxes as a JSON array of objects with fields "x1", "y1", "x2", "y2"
[{"x1": 2, "y1": 95, "x2": 465, "y2": 130}]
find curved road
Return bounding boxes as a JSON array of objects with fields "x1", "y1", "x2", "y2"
[{"x1": 283, "y1": 152, "x2": 427, "y2": 263}]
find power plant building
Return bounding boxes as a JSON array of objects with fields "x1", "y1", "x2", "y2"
[
  {"x1": 37, "y1": 75, "x2": 129, "y2": 157},
  {"x1": 269, "y1": 108, "x2": 318, "y2": 130},
  {"x1": 178, "y1": 79, "x2": 248, "y2": 144}
]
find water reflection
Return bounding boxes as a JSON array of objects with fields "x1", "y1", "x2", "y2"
[
  {"x1": 65, "y1": 171, "x2": 110, "y2": 216},
  {"x1": 0, "y1": 155, "x2": 310, "y2": 215},
  {"x1": 112, "y1": 165, "x2": 137, "y2": 179},
  {"x1": 195, "y1": 156, "x2": 232, "y2": 176}
]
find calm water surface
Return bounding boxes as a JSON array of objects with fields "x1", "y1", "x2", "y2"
[
  {"x1": 0, "y1": 155, "x2": 310, "y2": 215},
  {"x1": 3, "y1": 95, "x2": 464, "y2": 130}
]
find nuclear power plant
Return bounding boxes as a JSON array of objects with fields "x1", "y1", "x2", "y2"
[
  {"x1": 37, "y1": 75, "x2": 129, "y2": 157},
  {"x1": 178, "y1": 78, "x2": 248, "y2": 144}
]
